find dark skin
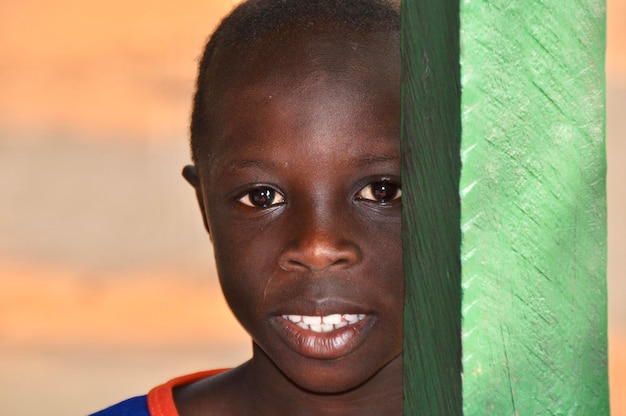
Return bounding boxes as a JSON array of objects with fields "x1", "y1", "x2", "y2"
[{"x1": 179, "y1": 26, "x2": 402, "y2": 415}]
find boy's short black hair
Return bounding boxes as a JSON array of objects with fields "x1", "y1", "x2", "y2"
[{"x1": 189, "y1": 0, "x2": 400, "y2": 165}]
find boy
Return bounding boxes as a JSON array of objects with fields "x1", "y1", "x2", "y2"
[{"x1": 93, "y1": 0, "x2": 402, "y2": 414}]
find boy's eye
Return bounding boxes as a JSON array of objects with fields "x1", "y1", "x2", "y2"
[
  {"x1": 357, "y1": 181, "x2": 402, "y2": 203},
  {"x1": 238, "y1": 187, "x2": 285, "y2": 208}
]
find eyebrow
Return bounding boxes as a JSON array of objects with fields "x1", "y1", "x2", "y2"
[
  {"x1": 223, "y1": 158, "x2": 279, "y2": 172},
  {"x1": 220, "y1": 154, "x2": 399, "y2": 173},
  {"x1": 349, "y1": 154, "x2": 400, "y2": 168}
]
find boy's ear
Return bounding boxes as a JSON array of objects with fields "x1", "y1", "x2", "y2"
[{"x1": 182, "y1": 165, "x2": 211, "y2": 236}]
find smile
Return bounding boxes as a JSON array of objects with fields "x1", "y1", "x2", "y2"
[
  {"x1": 281, "y1": 313, "x2": 367, "y2": 333},
  {"x1": 269, "y1": 311, "x2": 376, "y2": 360}
]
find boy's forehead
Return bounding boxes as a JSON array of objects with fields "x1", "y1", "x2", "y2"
[
  {"x1": 214, "y1": 26, "x2": 399, "y2": 95},
  {"x1": 194, "y1": 26, "x2": 400, "y2": 168}
]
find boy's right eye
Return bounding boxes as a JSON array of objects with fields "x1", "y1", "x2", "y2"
[{"x1": 238, "y1": 187, "x2": 285, "y2": 208}]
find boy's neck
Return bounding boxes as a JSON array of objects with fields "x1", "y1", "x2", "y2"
[
  {"x1": 238, "y1": 343, "x2": 403, "y2": 416},
  {"x1": 173, "y1": 345, "x2": 403, "y2": 416}
]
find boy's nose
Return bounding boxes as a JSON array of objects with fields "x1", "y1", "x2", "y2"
[{"x1": 278, "y1": 226, "x2": 361, "y2": 273}]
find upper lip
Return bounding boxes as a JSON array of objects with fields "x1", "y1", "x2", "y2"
[{"x1": 269, "y1": 297, "x2": 372, "y2": 317}]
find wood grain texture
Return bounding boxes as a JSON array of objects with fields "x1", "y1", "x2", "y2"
[
  {"x1": 401, "y1": 0, "x2": 463, "y2": 414},
  {"x1": 459, "y1": 0, "x2": 609, "y2": 414}
]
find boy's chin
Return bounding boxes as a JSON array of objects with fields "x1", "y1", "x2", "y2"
[
  {"x1": 287, "y1": 371, "x2": 380, "y2": 395},
  {"x1": 271, "y1": 349, "x2": 403, "y2": 395}
]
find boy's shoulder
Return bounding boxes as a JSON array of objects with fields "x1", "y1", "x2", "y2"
[{"x1": 89, "y1": 369, "x2": 228, "y2": 416}]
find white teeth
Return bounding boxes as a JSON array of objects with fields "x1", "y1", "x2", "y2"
[
  {"x1": 344, "y1": 314, "x2": 358, "y2": 324},
  {"x1": 282, "y1": 313, "x2": 367, "y2": 333},
  {"x1": 309, "y1": 323, "x2": 322, "y2": 332},
  {"x1": 287, "y1": 314, "x2": 302, "y2": 323},
  {"x1": 334, "y1": 321, "x2": 348, "y2": 330},
  {"x1": 302, "y1": 316, "x2": 322, "y2": 325},
  {"x1": 320, "y1": 323, "x2": 334, "y2": 333},
  {"x1": 323, "y1": 314, "x2": 342, "y2": 325}
]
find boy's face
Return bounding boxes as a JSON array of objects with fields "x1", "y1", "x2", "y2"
[{"x1": 195, "y1": 28, "x2": 401, "y2": 393}]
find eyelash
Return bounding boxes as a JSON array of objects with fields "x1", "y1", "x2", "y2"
[{"x1": 237, "y1": 179, "x2": 402, "y2": 209}]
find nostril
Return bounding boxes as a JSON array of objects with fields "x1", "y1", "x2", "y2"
[
  {"x1": 283, "y1": 259, "x2": 308, "y2": 271},
  {"x1": 332, "y1": 258, "x2": 349, "y2": 268},
  {"x1": 278, "y1": 241, "x2": 361, "y2": 272}
]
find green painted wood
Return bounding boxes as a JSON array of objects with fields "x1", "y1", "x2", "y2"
[
  {"x1": 401, "y1": 0, "x2": 463, "y2": 414},
  {"x1": 459, "y1": 1, "x2": 609, "y2": 414}
]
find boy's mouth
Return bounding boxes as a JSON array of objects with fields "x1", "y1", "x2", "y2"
[
  {"x1": 269, "y1": 310, "x2": 376, "y2": 360},
  {"x1": 281, "y1": 313, "x2": 367, "y2": 333}
]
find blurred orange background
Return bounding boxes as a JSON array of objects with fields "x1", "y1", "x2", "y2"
[{"x1": 0, "y1": 1, "x2": 624, "y2": 415}]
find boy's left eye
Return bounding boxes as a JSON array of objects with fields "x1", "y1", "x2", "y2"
[
  {"x1": 357, "y1": 181, "x2": 402, "y2": 203},
  {"x1": 238, "y1": 187, "x2": 285, "y2": 208}
]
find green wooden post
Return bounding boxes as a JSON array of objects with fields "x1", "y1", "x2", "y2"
[
  {"x1": 459, "y1": 0, "x2": 609, "y2": 413},
  {"x1": 401, "y1": 0, "x2": 463, "y2": 414},
  {"x1": 402, "y1": 0, "x2": 609, "y2": 414}
]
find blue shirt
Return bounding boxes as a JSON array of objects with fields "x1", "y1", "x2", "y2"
[{"x1": 89, "y1": 395, "x2": 150, "y2": 416}]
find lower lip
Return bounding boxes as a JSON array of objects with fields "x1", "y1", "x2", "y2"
[{"x1": 269, "y1": 315, "x2": 376, "y2": 360}]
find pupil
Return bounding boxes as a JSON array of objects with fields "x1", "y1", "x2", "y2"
[
  {"x1": 373, "y1": 182, "x2": 396, "y2": 202},
  {"x1": 252, "y1": 188, "x2": 274, "y2": 207}
]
